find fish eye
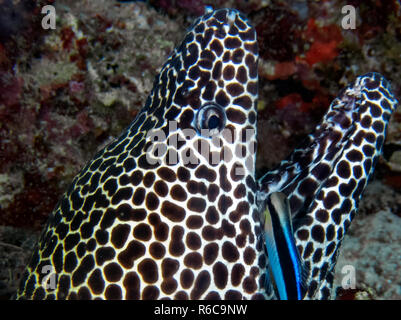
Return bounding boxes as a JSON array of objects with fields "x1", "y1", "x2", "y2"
[{"x1": 195, "y1": 103, "x2": 226, "y2": 136}]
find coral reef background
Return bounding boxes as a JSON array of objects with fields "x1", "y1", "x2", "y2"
[{"x1": 0, "y1": 0, "x2": 400, "y2": 299}]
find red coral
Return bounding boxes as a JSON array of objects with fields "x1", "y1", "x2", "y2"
[
  {"x1": 275, "y1": 93, "x2": 304, "y2": 110},
  {"x1": 76, "y1": 38, "x2": 89, "y2": 58},
  {"x1": 305, "y1": 40, "x2": 340, "y2": 66},
  {"x1": 305, "y1": 18, "x2": 342, "y2": 44},
  {"x1": 60, "y1": 26, "x2": 76, "y2": 51},
  {"x1": 274, "y1": 89, "x2": 331, "y2": 114},
  {"x1": 271, "y1": 61, "x2": 297, "y2": 80},
  {"x1": 94, "y1": 13, "x2": 113, "y2": 33},
  {"x1": 301, "y1": 18, "x2": 343, "y2": 66}
]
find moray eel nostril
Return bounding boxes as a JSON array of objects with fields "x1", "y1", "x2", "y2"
[{"x1": 15, "y1": 7, "x2": 397, "y2": 300}]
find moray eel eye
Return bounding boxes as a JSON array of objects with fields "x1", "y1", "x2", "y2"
[{"x1": 195, "y1": 103, "x2": 226, "y2": 135}]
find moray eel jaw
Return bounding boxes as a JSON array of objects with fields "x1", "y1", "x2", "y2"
[{"x1": 16, "y1": 9, "x2": 267, "y2": 300}]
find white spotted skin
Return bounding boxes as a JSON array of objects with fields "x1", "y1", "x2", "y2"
[
  {"x1": 16, "y1": 9, "x2": 270, "y2": 300},
  {"x1": 15, "y1": 6, "x2": 398, "y2": 300},
  {"x1": 258, "y1": 73, "x2": 398, "y2": 299}
]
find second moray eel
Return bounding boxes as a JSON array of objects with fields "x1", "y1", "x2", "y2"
[{"x1": 259, "y1": 72, "x2": 398, "y2": 299}]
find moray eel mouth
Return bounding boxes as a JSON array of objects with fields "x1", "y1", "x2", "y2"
[{"x1": 15, "y1": 8, "x2": 398, "y2": 300}]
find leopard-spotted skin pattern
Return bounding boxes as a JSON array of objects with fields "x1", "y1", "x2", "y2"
[
  {"x1": 258, "y1": 73, "x2": 398, "y2": 299},
  {"x1": 16, "y1": 9, "x2": 269, "y2": 300},
  {"x1": 15, "y1": 6, "x2": 398, "y2": 300}
]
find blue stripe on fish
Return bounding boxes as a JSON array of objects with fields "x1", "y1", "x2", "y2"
[{"x1": 263, "y1": 192, "x2": 308, "y2": 300}]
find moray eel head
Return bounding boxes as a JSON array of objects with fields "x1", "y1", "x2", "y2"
[{"x1": 16, "y1": 8, "x2": 267, "y2": 300}]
